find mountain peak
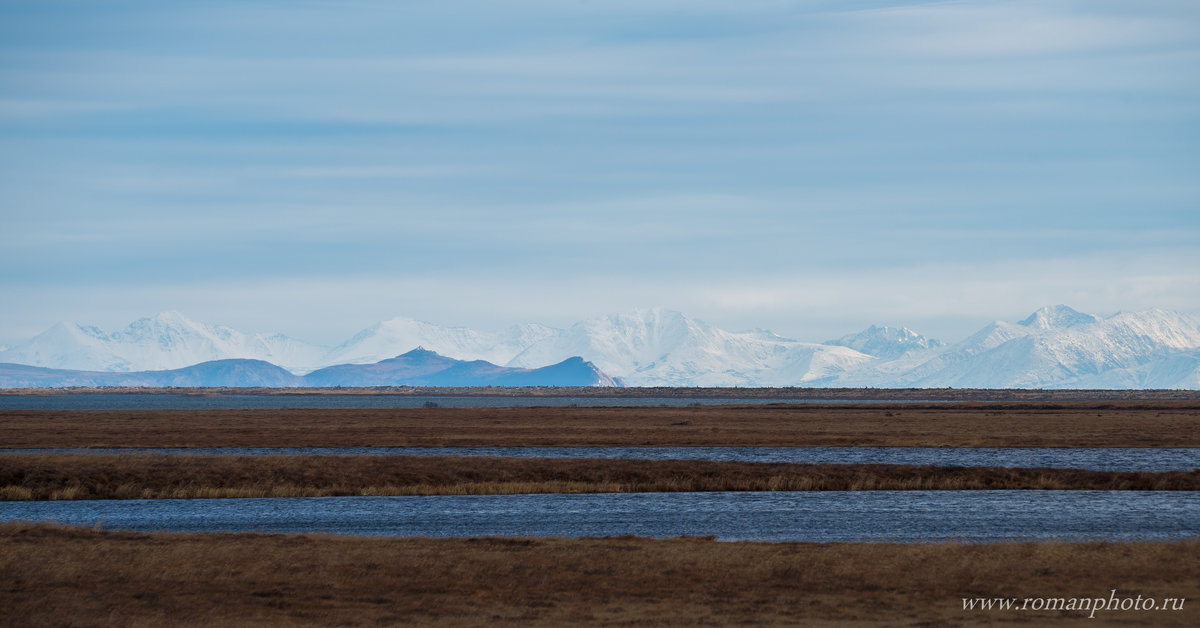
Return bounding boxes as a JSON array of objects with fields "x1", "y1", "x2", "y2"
[
  {"x1": 1019, "y1": 305, "x2": 1099, "y2": 330},
  {"x1": 825, "y1": 325, "x2": 944, "y2": 359},
  {"x1": 399, "y1": 346, "x2": 442, "y2": 358}
]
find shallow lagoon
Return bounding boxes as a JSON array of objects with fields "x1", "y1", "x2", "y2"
[{"x1": 3, "y1": 490, "x2": 1197, "y2": 542}]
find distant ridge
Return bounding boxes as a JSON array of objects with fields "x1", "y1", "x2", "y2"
[
  {"x1": 0, "y1": 349, "x2": 620, "y2": 389},
  {"x1": 304, "y1": 348, "x2": 619, "y2": 387},
  {"x1": 0, "y1": 359, "x2": 300, "y2": 388}
]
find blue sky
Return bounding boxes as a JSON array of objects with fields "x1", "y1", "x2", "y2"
[{"x1": 2, "y1": 0, "x2": 1198, "y2": 345}]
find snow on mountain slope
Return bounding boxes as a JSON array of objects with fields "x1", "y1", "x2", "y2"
[
  {"x1": 507, "y1": 308, "x2": 874, "y2": 386},
  {"x1": 0, "y1": 312, "x2": 327, "y2": 373},
  {"x1": 1099, "y1": 349, "x2": 1200, "y2": 389},
  {"x1": 898, "y1": 307, "x2": 1200, "y2": 389},
  {"x1": 1040, "y1": 309, "x2": 1200, "y2": 388},
  {"x1": 825, "y1": 325, "x2": 944, "y2": 360},
  {"x1": 0, "y1": 322, "x2": 131, "y2": 371},
  {"x1": 892, "y1": 320, "x2": 1032, "y2": 386},
  {"x1": 323, "y1": 317, "x2": 560, "y2": 367}
]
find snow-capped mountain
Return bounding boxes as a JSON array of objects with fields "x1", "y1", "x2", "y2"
[
  {"x1": 323, "y1": 317, "x2": 559, "y2": 367},
  {"x1": 825, "y1": 325, "x2": 945, "y2": 360},
  {"x1": 896, "y1": 306, "x2": 1200, "y2": 389},
  {"x1": 507, "y1": 308, "x2": 875, "y2": 387},
  {"x1": 3, "y1": 305, "x2": 1199, "y2": 388},
  {"x1": 1018, "y1": 304, "x2": 1101, "y2": 330},
  {"x1": 0, "y1": 311, "x2": 326, "y2": 373}
]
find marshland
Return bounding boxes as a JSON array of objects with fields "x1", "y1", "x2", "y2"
[
  {"x1": 2, "y1": 396, "x2": 1197, "y2": 625},
  {"x1": 3, "y1": 400, "x2": 1199, "y2": 448}
]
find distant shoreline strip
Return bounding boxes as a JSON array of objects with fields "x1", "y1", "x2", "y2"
[{"x1": 3, "y1": 454, "x2": 1198, "y2": 500}]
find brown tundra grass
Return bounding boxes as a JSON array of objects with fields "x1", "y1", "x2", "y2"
[
  {"x1": 2, "y1": 401, "x2": 1199, "y2": 449},
  {"x1": 1, "y1": 522, "x2": 1197, "y2": 627},
  {"x1": 2, "y1": 454, "x2": 1198, "y2": 499}
]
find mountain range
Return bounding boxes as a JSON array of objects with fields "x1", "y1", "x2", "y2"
[
  {"x1": 0, "y1": 349, "x2": 618, "y2": 389},
  {"x1": 2, "y1": 305, "x2": 1198, "y2": 389}
]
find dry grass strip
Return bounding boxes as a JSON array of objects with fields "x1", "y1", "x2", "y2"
[
  {"x1": 1, "y1": 522, "x2": 1197, "y2": 626},
  {"x1": 3, "y1": 402, "x2": 1199, "y2": 449},
  {"x1": 1, "y1": 454, "x2": 1198, "y2": 500}
]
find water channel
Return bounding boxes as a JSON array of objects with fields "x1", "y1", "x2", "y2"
[
  {"x1": 3, "y1": 491, "x2": 1196, "y2": 542},
  {"x1": 6, "y1": 446, "x2": 1196, "y2": 471}
]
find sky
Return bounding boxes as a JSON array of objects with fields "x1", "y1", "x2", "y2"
[{"x1": 1, "y1": 0, "x2": 1198, "y2": 347}]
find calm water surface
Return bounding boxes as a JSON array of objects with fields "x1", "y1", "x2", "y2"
[
  {"x1": 2, "y1": 491, "x2": 1195, "y2": 542},
  {"x1": 5, "y1": 446, "x2": 1197, "y2": 471}
]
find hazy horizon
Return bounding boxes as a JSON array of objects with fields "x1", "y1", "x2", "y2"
[{"x1": 0, "y1": 303, "x2": 1175, "y2": 351}]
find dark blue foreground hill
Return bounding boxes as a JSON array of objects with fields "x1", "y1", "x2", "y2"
[
  {"x1": 302, "y1": 348, "x2": 619, "y2": 387},
  {"x1": 0, "y1": 349, "x2": 620, "y2": 388},
  {"x1": 0, "y1": 359, "x2": 302, "y2": 388},
  {"x1": 159, "y1": 359, "x2": 304, "y2": 387}
]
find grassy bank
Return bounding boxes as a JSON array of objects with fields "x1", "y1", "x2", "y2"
[
  {"x1": 2, "y1": 454, "x2": 1198, "y2": 500},
  {"x1": 1, "y1": 522, "x2": 1196, "y2": 626},
  {"x1": 3, "y1": 401, "x2": 1199, "y2": 448}
]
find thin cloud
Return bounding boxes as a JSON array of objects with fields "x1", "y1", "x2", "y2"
[{"x1": 1, "y1": 0, "x2": 1196, "y2": 345}]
